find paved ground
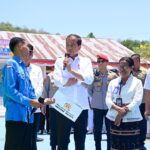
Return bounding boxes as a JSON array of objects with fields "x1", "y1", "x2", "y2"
[{"x1": 0, "y1": 117, "x2": 150, "y2": 150}]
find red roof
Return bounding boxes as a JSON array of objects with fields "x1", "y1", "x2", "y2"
[{"x1": 0, "y1": 31, "x2": 134, "y2": 65}]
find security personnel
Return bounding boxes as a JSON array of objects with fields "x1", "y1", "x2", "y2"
[
  {"x1": 42, "y1": 70, "x2": 58, "y2": 150},
  {"x1": 2, "y1": 37, "x2": 53, "y2": 150},
  {"x1": 88, "y1": 54, "x2": 117, "y2": 150},
  {"x1": 131, "y1": 54, "x2": 147, "y2": 150}
]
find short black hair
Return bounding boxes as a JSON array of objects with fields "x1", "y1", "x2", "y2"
[
  {"x1": 119, "y1": 57, "x2": 134, "y2": 67},
  {"x1": 27, "y1": 43, "x2": 34, "y2": 51},
  {"x1": 66, "y1": 34, "x2": 82, "y2": 46},
  {"x1": 131, "y1": 53, "x2": 140, "y2": 61},
  {"x1": 9, "y1": 37, "x2": 25, "y2": 53}
]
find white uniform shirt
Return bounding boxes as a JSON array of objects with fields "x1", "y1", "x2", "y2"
[
  {"x1": 53, "y1": 56, "x2": 94, "y2": 109},
  {"x1": 106, "y1": 74, "x2": 143, "y2": 122},
  {"x1": 27, "y1": 64, "x2": 43, "y2": 112},
  {"x1": 144, "y1": 69, "x2": 150, "y2": 90}
]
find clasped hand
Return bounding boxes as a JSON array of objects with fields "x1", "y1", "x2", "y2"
[
  {"x1": 30, "y1": 98, "x2": 55, "y2": 108},
  {"x1": 114, "y1": 107, "x2": 128, "y2": 126}
]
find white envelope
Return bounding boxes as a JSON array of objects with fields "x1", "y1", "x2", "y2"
[{"x1": 51, "y1": 90, "x2": 83, "y2": 122}]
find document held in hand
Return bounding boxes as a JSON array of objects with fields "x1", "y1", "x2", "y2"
[{"x1": 51, "y1": 90, "x2": 83, "y2": 122}]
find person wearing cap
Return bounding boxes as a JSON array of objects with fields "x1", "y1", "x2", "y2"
[
  {"x1": 88, "y1": 54, "x2": 117, "y2": 150},
  {"x1": 2, "y1": 37, "x2": 54, "y2": 150},
  {"x1": 131, "y1": 54, "x2": 147, "y2": 150}
]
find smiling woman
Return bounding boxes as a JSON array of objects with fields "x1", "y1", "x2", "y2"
[{"x1": 106, "y1": 57, "x2": 143, "y2": 150}]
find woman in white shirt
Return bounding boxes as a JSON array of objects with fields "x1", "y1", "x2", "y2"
[{"x1": 106, "y1": 57, "x2": 143, "y2": 150}]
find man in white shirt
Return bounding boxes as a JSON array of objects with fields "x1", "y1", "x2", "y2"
[
  {"x1": 144, "y1": 69, "x2": 150, "y2": 141},
  {"x1": 26, "y1": 44, "x2": 44, "y2": 150},
  {"x1": 144, "y1": 69, "x2": 150, "y2": 116},
  {"x1": 53, "y1": 34, "x2": 94, "y2": 150},
  {"x1": 131, "y1": 54, "x2": 147, "y2": 150}
]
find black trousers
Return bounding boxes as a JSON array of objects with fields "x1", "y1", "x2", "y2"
[
  {"x1": 93, "y1": 109, "x2": 111, "y2": 150},
  {"x1": 32, "y1": 112, "x2": 41, "y2": 150},
  {"x1": 49, "y1": 108, "x2": 57, "y2": 148},
  {"x1": 139, "y1": 103, "x2": 147, "y2": 146},
  {"x1": 40, "y1": 105, "x2": 50, "y2": 132},
  {"x1": 56, "y1": 110, "x2": 88, "y2": 150},
  {"x1": 4, "y1": 121, "x2": 33, "y2": 150}
]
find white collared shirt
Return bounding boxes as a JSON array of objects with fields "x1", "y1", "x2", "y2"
[
  {"x1": 106, "y1": 74, "x2": 143, "y2": 122},
  {"x1": 53, "y1": 56, "x2": 94, "y2": 109},
  {"x1": 144, "y1": 69, "x2": 150, "y2": 90},
  {"x1": 27, "y1": 64, "x2": 43, "y2": 112}
]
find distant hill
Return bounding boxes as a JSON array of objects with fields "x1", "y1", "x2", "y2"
[{"x1": 0, "y1": 22, "x2": 49, "y2": 34}]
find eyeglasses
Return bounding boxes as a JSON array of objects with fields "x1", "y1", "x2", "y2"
[
  {"x1": 118, "y1": 66, "x2": 130, "y2": 71},
  {"x1": 97, "y1": 59, "x2": 106, "y2": 63}
]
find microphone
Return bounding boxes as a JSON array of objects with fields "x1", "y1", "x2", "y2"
[{"x1": 63, "y1": 53, "x2": 70, "y2": 70}]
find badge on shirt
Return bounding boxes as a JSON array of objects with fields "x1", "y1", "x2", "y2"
[
  {"x1": 113, "y1": 86, "x2": 119, "y2": 94},
  {"x1": 95, "y1": 82, "x2": 102, "y2": 87},
  {"x1": 7, "y1": 64, "x2": 12, "y2": 68}
]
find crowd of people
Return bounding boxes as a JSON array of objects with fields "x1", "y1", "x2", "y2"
[{"x1": 1, "y1": 34, "x2": 150, "y2": 150}]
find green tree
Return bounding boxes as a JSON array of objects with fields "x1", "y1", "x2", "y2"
[
  {"x1": 121, "y1": 39, "x2": 140, "y2": 50},
  {"x1": 121, "y1": 39, "x2": 150, "y2": 58},
  {"x1": 87, "y1": 32, "x2": 95, "y2": 38}
]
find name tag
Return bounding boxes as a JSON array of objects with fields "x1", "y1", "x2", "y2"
[
  {"x1": 116, "y1": 97, "x2": 122, "y2": 107},
  {"x1": 52, "y1": 91, "x2": 83, "y2": 122}
]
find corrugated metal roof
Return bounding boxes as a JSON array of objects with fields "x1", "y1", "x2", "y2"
[{"x1": 0, "y1": 31, "x2": 134, "y2": 63}]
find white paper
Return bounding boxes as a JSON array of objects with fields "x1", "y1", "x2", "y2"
[{"x1": 51, "y1": 90, "x2": 83, "y2": 122}]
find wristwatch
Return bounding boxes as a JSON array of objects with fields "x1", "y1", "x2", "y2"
[{"x1": 38, "y1": 97, "x2": 45, "y2": 104}]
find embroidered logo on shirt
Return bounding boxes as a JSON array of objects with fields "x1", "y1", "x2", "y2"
[{"x1": 113, "y1": 86, "x2": 119, "y2": 94}]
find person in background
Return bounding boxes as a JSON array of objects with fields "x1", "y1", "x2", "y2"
[
  {"x1": 53, "y1": 34, "x2": 94, "y2": 150},
  {"x1": 42, "y1": 68, "x2": 58, "y2": 150},
  {"x1": 2, "y1": 37, "x2": 53, "y2": 150},
  {"x1": 131, "y1": 54, "x2": 147, "y2": 150},
  {"x1": 144, "y1": 68, "x2": 150, "y2": 140},
  {"x1": 106, "y1": 57, "x2": 143, "y2": 150},
  {"x1": 26, "y1": 43, "x2": 44, "y2": 150},
  {"x1": 88, "y1": 54, "x2": 117, "y2": 150}
]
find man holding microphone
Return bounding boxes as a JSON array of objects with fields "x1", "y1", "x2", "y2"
[{"x1": 53, "y1": 34, "x2": 94, "y2": 150}]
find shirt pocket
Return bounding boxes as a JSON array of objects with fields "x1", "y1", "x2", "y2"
[
  {"x1": 17, "y1": 72, "x2": 25, "y2": 80},
  {"x1": 16, "y1": 72, "x2": 26, "y2": 91}
]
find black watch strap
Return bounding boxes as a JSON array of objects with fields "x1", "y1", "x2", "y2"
[{"x1": 38, "y1": 97, "x2": 44, "y2": 104}]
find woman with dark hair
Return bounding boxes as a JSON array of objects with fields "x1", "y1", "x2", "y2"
[{"x1": 106, "y1": 57, "x2": 143, "y2": 150}]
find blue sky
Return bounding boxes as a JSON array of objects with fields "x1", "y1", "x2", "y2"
[{"x1": 0, "y1": 0, "x2": 150, "y2": 41}]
